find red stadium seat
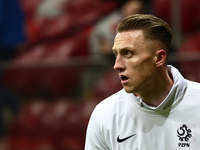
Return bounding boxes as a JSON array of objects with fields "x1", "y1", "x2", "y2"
[
  {"x1": 152, "y1": 0, "x2": 200, "y2": 33},
  {"x1": 8, "y1": 99, "x2": 89, "y2": 150},
  {"x1": 179, "y1": 32, "x2": 200, "y2": 82},
  {"x1": 92, "y1": 69, "x2": 123, "y2": 101},
  {"x1": 3, "y1": 0, "x2": 118, "y2": 97},
  {"x1": 21, "y1": 0, "x2": 118, "y2": 43}
]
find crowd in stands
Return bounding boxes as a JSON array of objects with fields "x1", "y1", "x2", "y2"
[{"x1": 0, "y1": 0, "x2": 200, "y2": 149}]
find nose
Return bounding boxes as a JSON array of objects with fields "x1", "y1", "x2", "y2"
[{"x1": 113, "y1": 55, "x2": 125, "y2": 72}]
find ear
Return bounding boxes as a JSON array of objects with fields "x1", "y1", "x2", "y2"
[{"x1": 155, "y1": 49, "x2": 167, "y2": 67}]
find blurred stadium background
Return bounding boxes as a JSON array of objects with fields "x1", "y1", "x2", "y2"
[{"x1": 0, "y1": 0, "x2": 200, "y2": 149}]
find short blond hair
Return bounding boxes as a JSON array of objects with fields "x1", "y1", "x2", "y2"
[{"x1": 117, "y1": 14, "x2": 173, "y2": 54}]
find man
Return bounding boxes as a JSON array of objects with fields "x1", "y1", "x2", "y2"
[{"x1": 85, "y1": 14, "x2": 200, "y2": 149}]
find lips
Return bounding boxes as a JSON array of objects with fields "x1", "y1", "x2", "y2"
[
  {"x1": 120, "y1": 75, "x2": 128, "y2": 81},
  {"x1": 119, "y1": 75, "x2": 129, "y2": 84}
]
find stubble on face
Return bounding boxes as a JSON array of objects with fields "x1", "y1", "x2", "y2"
[{"x1": 113, "y1": 30, "x2": 162, "y2": 95}]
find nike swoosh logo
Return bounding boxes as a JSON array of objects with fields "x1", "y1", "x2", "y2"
[{"x1": 117, "y1": 134, "x2": 136, "y2": 143}]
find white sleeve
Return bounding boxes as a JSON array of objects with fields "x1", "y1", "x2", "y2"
[{"x1": 84, "y1": 106, "x2": 108, "y2": 150}]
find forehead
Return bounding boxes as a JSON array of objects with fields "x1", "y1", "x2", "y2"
[{"x1": 112, "y1": 30, "x2": 145, "y2": 50}]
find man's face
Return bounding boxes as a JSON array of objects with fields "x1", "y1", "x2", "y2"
[{"x1": 112, "y1": 30, "x2": 158, "y2": 94}]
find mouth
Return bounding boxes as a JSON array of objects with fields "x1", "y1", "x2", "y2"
[{"x1": 119, "y1": 75, "x2": 129, "y2": 84}]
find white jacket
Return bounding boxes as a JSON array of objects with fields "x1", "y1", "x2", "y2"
[{"x1": 85, "y1": 66, "x2": 200, "y2": 150}]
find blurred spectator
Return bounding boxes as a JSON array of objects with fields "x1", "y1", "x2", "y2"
[
  {"x1": 82, "y1": 0, "x2": 145, "y2": 99},
  {"x1": 36, "y1": 0, "x2": 69, "y2": 20},
  {"x1": 90, "y1": 0, "x2": 145, "y2": 67},
  {"x1": 117, "y1": 0, "x2": 152, "y2": 13},
  {"x1": 0, "y1": 0, "x2": 25, "y2": 61},
  {"x1": 0, "y1": 0, "x2": 24, "y2": 139}
]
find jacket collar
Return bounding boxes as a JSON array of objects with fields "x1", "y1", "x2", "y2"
[{"x1": 132, "y1": 65, "x2": 188, "y2": 111}]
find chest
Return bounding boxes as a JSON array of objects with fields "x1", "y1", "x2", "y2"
[{"x1": 102, "y1": 107, "x2": 200, "y2": 150}]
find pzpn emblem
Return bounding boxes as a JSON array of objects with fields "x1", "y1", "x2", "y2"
[{"x1": 177, "y1": 124, "x2": 192, "y2": 148}]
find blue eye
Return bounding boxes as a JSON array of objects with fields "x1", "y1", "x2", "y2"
[
  {"x1": 126, "y1": 51, "x2": 131, "y2": 55},
  {"x1": 125, "y1": 51, "x2": 132, "y2": 57}
]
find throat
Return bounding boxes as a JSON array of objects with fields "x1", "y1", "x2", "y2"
[{"x1": 138, "y1": 80, "x2": 173, "y2": 108}]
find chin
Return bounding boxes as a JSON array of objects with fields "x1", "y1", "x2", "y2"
[{"x1": 123, "y1": 87, "x2": 134, "y2": 94}]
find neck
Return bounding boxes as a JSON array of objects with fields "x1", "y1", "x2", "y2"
[{"x1": 137, "y1": 67, "x2": 174, "y2": 107}]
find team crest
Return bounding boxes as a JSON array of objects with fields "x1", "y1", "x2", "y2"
[{"x1": 177, "y1": 124, "x2": 192, "y2": 147}]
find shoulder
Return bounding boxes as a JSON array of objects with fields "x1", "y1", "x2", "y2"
[
  {"x1": 95, "y1": 89, "x2": 128, "y2": 110},
  {"x1": 183, "y1": 80, "x2": 200, "y2": 102},
  {"x1": 186, "y1": 80, "x2": 200, "y2": 94},
  {"x1": 178, "y1": 80, "x2": 200, "y2": 112},
  {"x1": 85, "y1": 89, "x2": 130, "y2": 147},
  {"x1": 91, "y1": 89, "x2": 130, "y2": 120}
]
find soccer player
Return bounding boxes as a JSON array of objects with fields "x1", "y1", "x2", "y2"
[{"x1": 85, "y1": 14, "x2": 200, "y2": 149}]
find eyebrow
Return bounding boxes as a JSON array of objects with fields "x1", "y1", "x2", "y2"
[
  {"x1": 113, "y1": 45, "x2": 133, "y2": 50},
  {"x1": 113, "y1": 46, "x2": 134, "y2": 52}
]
